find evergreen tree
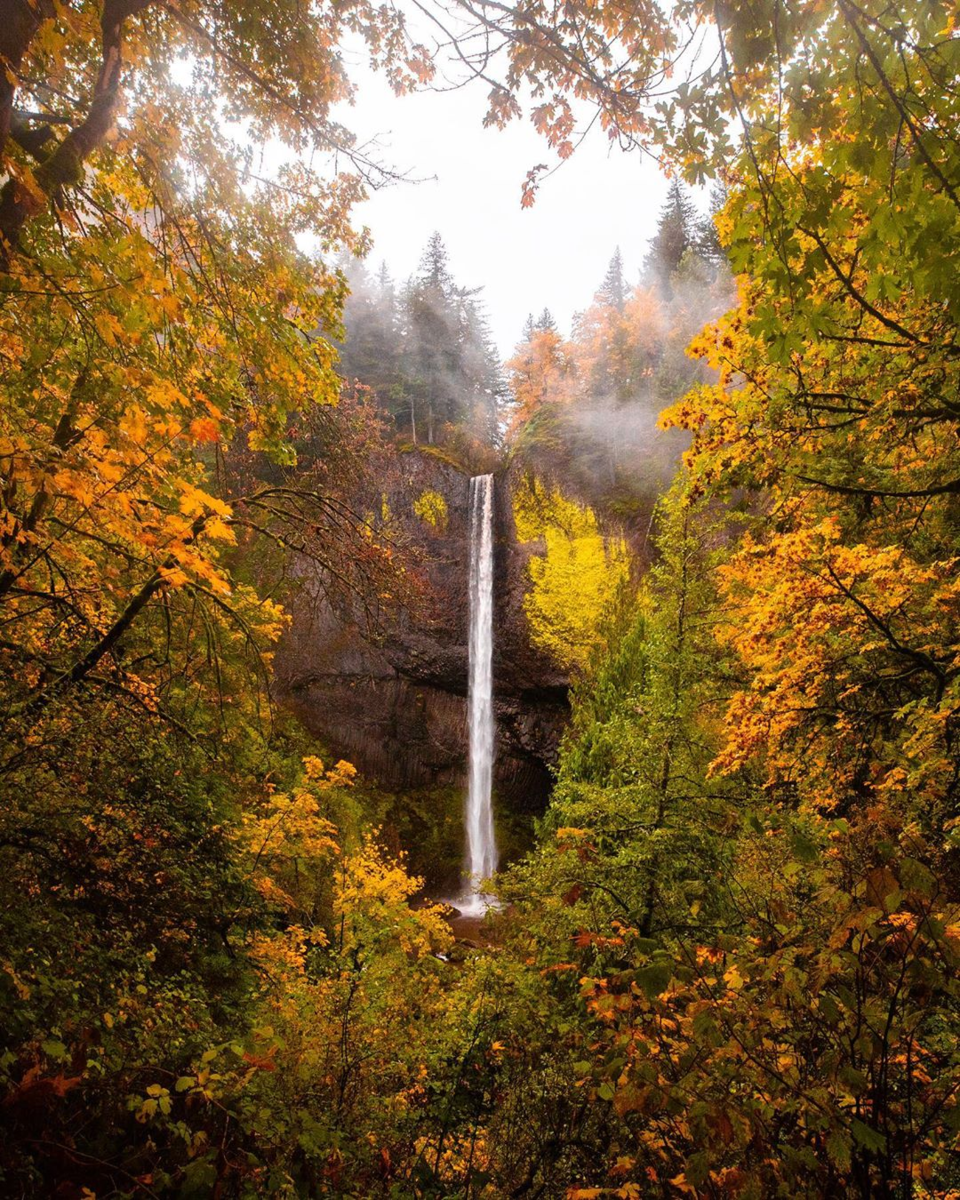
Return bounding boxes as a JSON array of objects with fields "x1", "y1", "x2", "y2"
[
  {"x1": 694, "y1": 179, "x2": 728, "y2": 270},
  {"x1": 595, "y1": 247, "x2": 627, "y2": 312},
  {"x1": 400, "y1": 233, "x2": 504, "y2": 445},
  {"x1": 334, "y1": 234, "x2": 507, "y2": 446},
  {"x1": 337, "y1": 258, "x2": 404, "y2": 403},
  {"x1": 458, "y1": 294, "x2": 506, "y2": 444},
  {"x1": 402, "y1": 236, "x2": 458, "y2": 443},
  {"x1": 643, "y1": 180, "x2": 698, "y2": 297}
]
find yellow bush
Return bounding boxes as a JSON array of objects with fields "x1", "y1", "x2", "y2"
[
  {"x1": 412, "y1": 488, "x2": 449, "y2": 531},
  {"x1": 513, "y1": 475, "x2": 629, "y2": 670}
]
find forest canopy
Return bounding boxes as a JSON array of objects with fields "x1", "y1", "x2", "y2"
[{"x1": 2, "y1": 0, "x2": 960, "y2": 1198}]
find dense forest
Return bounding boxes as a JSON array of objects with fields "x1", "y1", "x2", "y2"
[{"x1": 2, "y1": 1, "x2": 959, "y2": 1197}]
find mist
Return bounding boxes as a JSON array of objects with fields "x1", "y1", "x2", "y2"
[{"x1": 328, "y1": 178, "x2": 734, "y2": 522}]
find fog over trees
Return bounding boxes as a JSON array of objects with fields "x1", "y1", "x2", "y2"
[{"x1": 337, "y1": 190, "x2": 731, "y2": 505}]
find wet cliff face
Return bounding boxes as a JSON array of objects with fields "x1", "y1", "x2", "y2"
[{"x1": 272, "y1": 448, "x2": 569, "y2": 816}]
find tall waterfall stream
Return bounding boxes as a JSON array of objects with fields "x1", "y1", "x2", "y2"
[{"x1": 460, "y1": 473, "x2": 498, "y2": 915}]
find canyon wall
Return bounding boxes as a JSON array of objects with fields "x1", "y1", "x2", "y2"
[{"x1": 273, "y1": 448, "x2": 570, "y2": 817}]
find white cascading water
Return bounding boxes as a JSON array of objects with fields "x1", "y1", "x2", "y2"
[{"x1": 461, "y1": 473, "x2": 498, "y2": 915}]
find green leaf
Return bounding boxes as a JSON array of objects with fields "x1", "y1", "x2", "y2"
[
  {"x1": 850, "y1": 1118, "x2": 886, "y2": 1154},
  {"x1": 899, "y1": 857, "x2": 936, "y2": 899},
  {"x1": 789, "y1": 831, "x2": 819, "y2": 863},
  {"x1": 818, "y1": 993, "x2": 841, "y2": 1025},
  {"x1": 826, "y1": 1129, "x2": 851, "y2": 1172},
  {"x1": 180, "y1": 1160, "x2": 218, "y2": 1196},
  {"x1": 635, "y1": 962, "x2": 673, "y2": 997}
]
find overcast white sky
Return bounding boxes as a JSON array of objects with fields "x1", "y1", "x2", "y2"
[{"x1": 337, "y1": 63, "x2": 675, "y2": 357}]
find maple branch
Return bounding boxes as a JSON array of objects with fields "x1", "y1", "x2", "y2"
[
  {"x1": 554, "y1": 876, "x2": 636, "y2": 921},
  {"x1": 91, "y1": 675, "x2": 201, "y2": 744},
  {"x1": 838, "y1": 0, "x2": 960, "y2": 216},
  {"x1": 0, "y1": 379, "x2": 85, "y2": 600},
  {"x1": 0, "y1": 0, "x2": 153, "y2": 269},
  {"x1": 156, "y1": 2, "x2": 402, "y2": 187},
  {"x1": 455, "y1": 0, "x2": 659, "y2": 139},
  {"x1": 8, "y1": 109, "x2": 57, "y2": 159},
  {"x1": 0, "y1": 0, "x2": 56, "y2": 156},
  {"x1": 823, "y1": 562, "x2": 948, "y2": 701},
  {"x1": 796, "y1": 223, "x2": 924, "y2": 346},
  {"x1": 822, "y1": 331, "x2": 917, "y2": 350},
  {"x1": 795, "y1": 473, "x2": 960, "y2": 499},
  {"x1": 16, "y1": 512, "x2": 207, "y2": 716}
]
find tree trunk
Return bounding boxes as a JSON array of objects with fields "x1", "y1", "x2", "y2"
[
  {"x1": 0, "y1": 0, "x2": 151, "y2": 269},
  {"x1": 0, "y1": 1, "x2": 56, "y2": 158}
]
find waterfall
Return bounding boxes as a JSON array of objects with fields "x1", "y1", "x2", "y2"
[{"x1": 461, "y1": 473, "x2": 497, "y2": 915}]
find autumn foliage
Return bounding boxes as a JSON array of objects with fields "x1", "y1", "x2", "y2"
[{"x1": 4, "y1": 0, "x2": 960, "y2": 1197}]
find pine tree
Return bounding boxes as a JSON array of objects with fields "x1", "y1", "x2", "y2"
[
  {"x1": 402, "y1": 234, "x2": 459, "y2": 443},
  {"x1": 336, "y1": 235, "x2": 506, "y2": 447},
  {"x1": 460, "y1": 298, "x2": 506, "y2": 444},
  {"x1": 643, "y1": 180, "x2": 698, "y2": 297},
  {"x1": 376, "y1": 259, "x2": 396, "y2": 300},
  {"x1": 694, "y1": 180, "x2": 728, "y2": 269},
  {"x1": 418, "y1": 231, "x2": 456, "y2": 291},
  {"x1": 400, "y1": 234, "x2": 504, "y2": 445},
  {"x1": 337, "y1": 258, "x2": 403, "y2": 403},
  {"x1": 595, "y1": 248, "x2": 627, "y2": 313}
]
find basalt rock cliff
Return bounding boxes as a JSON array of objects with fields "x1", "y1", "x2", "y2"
[{"x1": 273, "y1": 447, "x2": 569, "y2": 815}]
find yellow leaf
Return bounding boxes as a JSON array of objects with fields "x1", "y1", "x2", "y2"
[
  {"x1": 94, "y1": 312, "x2": 123, "y2": 347},
  {"x1": 159, "y1": 566, "x2": 189, "y2": 588}
]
